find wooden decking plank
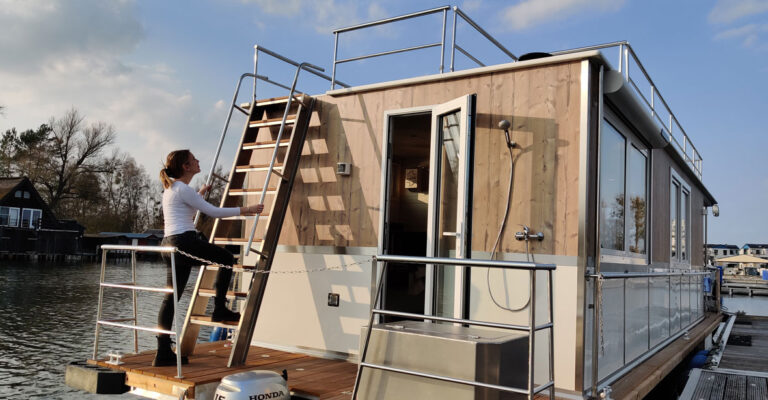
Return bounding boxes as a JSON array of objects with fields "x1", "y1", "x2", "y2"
[
  {"x1": 724, "y1": 374, "x2": 747, "y2": 400},
  {"x1": 746, "y1": 376, "x2": 767, "y2": 400},
  {"x1": 710, "y1": 373, "x2": 727, "y2": 400},
  {"x1": 692, "y1": 371, "x2": 717, "y2": 400}
]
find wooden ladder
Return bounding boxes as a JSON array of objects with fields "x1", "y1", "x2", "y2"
[{"x1": 178, "y1": 93, "x2": 315, "y2": 367}]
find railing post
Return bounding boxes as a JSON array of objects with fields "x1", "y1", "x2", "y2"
[
  {"x1": 439, "y1": 9, "x2": 447, "y2": 73},
  {"x1": 93, "y1": 248, "x2": 108, "y2": 360},
  {"x1": 170, "y1": 251, "x2": 183, "y2": 379},
  {"x1": 450, "y1": 9, "x2": 458, "y2": 72},
  {"x1": 131, "y1": 250, "x2": 138, "y2": 354},
  {"x1": 331, "y1": 32, "x2": 339, "y2": 90},
  {"x1": 528, "y1": 269, "x2": 537, "y2": 400}
]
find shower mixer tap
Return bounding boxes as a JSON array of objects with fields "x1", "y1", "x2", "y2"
[{"x1": 515, "y1": 225, "x2": 544, "y2": 241}]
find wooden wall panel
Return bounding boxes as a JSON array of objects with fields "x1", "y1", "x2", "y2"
[{"x1": 270, "y1": 61, "x2": 583, "y2": 257}]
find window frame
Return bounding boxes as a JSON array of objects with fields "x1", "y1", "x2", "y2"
[
  {"x1": 21, "y1": 208, "x2": 42, "y2": 229},
  {"x1": 670, "y1": 169, "x2": 691, "y2": 267},
  {"x1": 598, "y1": 115, "x2": 651, "y2": 265}
]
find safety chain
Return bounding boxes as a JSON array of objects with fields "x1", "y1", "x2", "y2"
[{"x1": 175, "y1": 249, "x2": 373, "y2": 274}]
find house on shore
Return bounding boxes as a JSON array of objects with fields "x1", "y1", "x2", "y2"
[{"x1": 0, "y1": 177, "x2": 84, "y2": 257}]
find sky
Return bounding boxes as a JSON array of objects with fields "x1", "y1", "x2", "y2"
[{"x1": 0, "y1": 0, "x2": 766, "y2": 245}]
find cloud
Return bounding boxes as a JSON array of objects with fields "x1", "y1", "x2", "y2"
[
  {"x1": 709, "y1": 0, "x2": 768, "y2": 24},
  {"x1": 0, "y1": 0, "x2": 222, "y2": 179},
  {"x1": 715, "y1": 23, "x2": 768, "y2": 47},
  {"x1": 240, "y1": 0, "x2": 387, "y2": 33},
  {"x1": 501, "y1": 0, "x2": 625, "y2": 31}
]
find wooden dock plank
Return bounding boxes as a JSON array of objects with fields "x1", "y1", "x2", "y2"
[
  {"x1": 692, "y1": 371, "x2": 716, "y2": 400},
  {"x1": 721, "y1": 317, "x2": 768, "y2": 373},
  {"x1": 89, "y1": 341, "x2": 355, "y2": 399},
  {"x1": 746, "y1": 376, "x2": 767, "y2": 400},
  {"x1": 724, "y1": 374, "x2": 747, "y2": 400},
  {"x1": 710, "y1": 373, "x2": 727, "y2": 400}
]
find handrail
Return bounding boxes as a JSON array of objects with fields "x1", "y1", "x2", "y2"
[
  {"x1": 330, "y1": 6, "x2": 516, "y2": 89},
  {"x1": 552, "y1": 41, "x2": 703, "y2": 180},
  {"x1": 352, "y1": 254, "x2": 556, "y2": 400},
  {"x1": 93, "y1": 245, "x2": 185, "y2": 379}
]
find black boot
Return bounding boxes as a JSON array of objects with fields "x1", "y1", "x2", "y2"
[
  {"x1": 212, "y1": 299, "x2": 241, "y2": 322},
  {"x1": 152, "y1": 335, "x2": 189, "y2": 367}
]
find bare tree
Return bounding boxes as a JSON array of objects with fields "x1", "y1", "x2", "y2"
[{"x1": 41, "y1": 108, "x2": 116, "y2": 212}]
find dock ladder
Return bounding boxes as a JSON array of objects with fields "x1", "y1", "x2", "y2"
[
  {"x1": 353, "y1": 254, "x2": 557, "y2": 400},
  {"x1": 178, "y1": 46, "x2": 348, "y2": 367}
]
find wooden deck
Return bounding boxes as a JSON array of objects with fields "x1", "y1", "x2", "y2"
[
  {"x1": 680, "y1": 369, "x2": 768, "y2": 400},
  {"x1": 720, "y1": 316, "x2": 768, "y2": 372},
  {"x1": 89, "y1": 341, "x2": 357, "y2": 399}
]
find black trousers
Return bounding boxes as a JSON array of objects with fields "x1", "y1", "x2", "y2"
[{"x1": 157, "y1": 231, "x2": 234, "y2": 332}]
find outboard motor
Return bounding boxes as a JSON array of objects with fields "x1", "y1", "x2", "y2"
[{"x1": 214, "y1": 370, "x2": 289, "y2": 400}]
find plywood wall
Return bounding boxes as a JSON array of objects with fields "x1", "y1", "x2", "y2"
[{"x1": 267, "y1": 61, "x2": 584, "y2": 256}]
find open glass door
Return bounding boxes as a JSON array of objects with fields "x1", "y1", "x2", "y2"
[{"x1": 426, "y1": 94, "x2": 475, "y2": 319}]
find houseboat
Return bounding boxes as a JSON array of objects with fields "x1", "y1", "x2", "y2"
[{"x1": 76, "y1": 6, "x2": 720, "y2": 400}]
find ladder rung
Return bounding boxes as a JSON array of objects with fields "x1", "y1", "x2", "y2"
[
  {"x1": 228, "y1": 188, "x2": 277, "y2": 196},
  {"x1": 205, "y1": 264, "x2": 256, "y2": 273},
  {"x1": 242, "y1": 140, "x2": 291, "y2": 150},
  {"x1": 235, "y1": 163, "x2": 284, "y2": 173},
  {"x1": 213, "y1": 238, "x2": 263, "y2": 246},
  {"x1": 198, "y1": 288, "x2": 248, "y2": 298},
  {"x1": 220, "y1": 215, "x2": 270, "y2": 220},
  {"x1": 100, "y1": 282, "x2": 173, "y2": 294},
  {"x1": 189, "y1": 315, "x2": 239, "y2": 328},
  {"x1": 241, "y1": 94, "x2": 306, "y2": 109},
  {"x1": 249, "y1": 116, "x2": 296, "y2": 128}
]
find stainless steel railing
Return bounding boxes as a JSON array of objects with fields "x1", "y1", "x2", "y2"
[
  {"x1": 352, "y1": 254, "x2": 556, "y2": 400},
  {"x1": 92, "y1": 244, "x2": 184, "y2": 379},
  {"x1": 330, "y1": 6, "x2": 516, "y2": 89},
  {"x1": 552, "y1": 41, "x2": 704, "y2": 180},
  {"x1": 585, "y1": 269, "x2": 714, "y2": 397}
]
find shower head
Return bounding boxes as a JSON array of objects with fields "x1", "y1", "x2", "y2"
[{"x1": 497, "y1": 120, "x2": 515, "y2": 148}]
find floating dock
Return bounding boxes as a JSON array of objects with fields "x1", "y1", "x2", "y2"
[{"x1": 89, "y1": 341, "x2": 357, "y2": 399}]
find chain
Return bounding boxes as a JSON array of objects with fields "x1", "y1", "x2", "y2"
[{"x1": 175, "y1": 249, "x2": 373, "y2": 274}]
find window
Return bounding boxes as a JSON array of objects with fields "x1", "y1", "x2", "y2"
[
  {"x1": 714, "y1": 249, "x2": 718, "y2": 255},
  {"x1": 21, "y1": 208, "x2": 42, "y2": 229},
  {"x1": 23, "y1": 191, "x2": 30, "y2": 199},
  {"x1": 0, "y1": 207, "x2": 20, "y2": 227},
  {"x1": 599, "y1": 119, "x2": 648, "y2": 260},
  {"x1": 670, "y1": 170, "x2": 691, "y2": 265},
  {"x1": 14, "y1": 190, "x2": 21, "y2": 198}
]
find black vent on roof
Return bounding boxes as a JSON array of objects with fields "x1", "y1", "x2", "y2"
[{"x1": 518, "y1": 52, "x2": 552, "y2": 61}]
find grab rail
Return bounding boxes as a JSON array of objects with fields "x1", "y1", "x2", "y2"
[
  {"x1": 352, "y1": 254, "x2": 556, "y2": 400},
  {"x1": 92, "y1": 244, "x2": 185, "y2": 379},
  {"x1": 552, "y1": 41, "x2": 704, "y2": 180},
  {"x1": 330, "y1": 6, "x2": 516, "y2": 89}
]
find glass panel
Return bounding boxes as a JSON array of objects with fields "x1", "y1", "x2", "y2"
[
  {"x1": 435, "y1": 110, "x2": 460, "y2": 317},
  {"x1": 681, "y1": 191, "x2": 689, "y2": 261},
  {"x1": 31, "y1": 210, "x2": 42, "y2": 229},
  {"x1": 670, "y1": 181, "x2": 679, "y2": 260},
  {"x1": 0, "y1": 207, "x2": 8, "y2": 226},
  {"x1": 599, "y1": 122, "x2": 626, "y2": 251},
  {"x1": 627, "y1": 147, "x2": 647, "y2": 254},
  {"x1": 21, "y1": 209, "x2": 31, "y2": 228},
  {"x1": 8, "y1": 208, "x2": 19, "y2": 227}
]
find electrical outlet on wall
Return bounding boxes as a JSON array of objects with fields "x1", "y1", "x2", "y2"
[{"x1": 327, "y1": 293, "x2": 340, "y2": 307}]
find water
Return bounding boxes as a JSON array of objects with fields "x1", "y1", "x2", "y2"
[
  {"x1": 0, "y1": 260, "x2": 209, "y2": 399},
  {"x1": 722, "y1": 294, "x2": 768, "y2": 317}
]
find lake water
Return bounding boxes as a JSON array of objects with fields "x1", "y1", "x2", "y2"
[
  {"x1": 722, "y1": 293, "x2": 768, "y2": 316},
  {"x1": 0, "y1": 260, "x2": 211, "y2": 399}
]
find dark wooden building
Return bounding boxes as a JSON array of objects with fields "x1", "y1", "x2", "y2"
[{"x1": 0, "y1": 177, "x2": 84, "y2": 255}]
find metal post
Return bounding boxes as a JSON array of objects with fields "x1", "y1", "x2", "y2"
[
  {"x1": 650, "y1": 86, "x2": 655, "y2": 118},
  {"x1": 439, "y1": 9, "x2": 447, "y2": 73},
  {"x1": 253, "y1": 48, "x2": 259, "y2": 102},
  {"x1": 591, "y1": 275, "x2": 600, "y2": 397},
  {"x1": 450, "y1": 10, "x2": 458, "y2": 72},
  {"x1": 170, "y1": 252, "x2": 183, "y2": 379},
  {"x1": 331, "y1": 32, "x2": 339, "y2": 90},
  {"x1": 617, "y1": 44, "x2": 623, "y2": 74},
  {"x1": 528, "y1": 269, "x2": 537, "y2": 400},
  {"x1": 131, "y1": 250, "x2": 138, "y2": 354},
  {"x1": 548, "y1": 270, "x2": 555, "y2": 400},
  {"x1": 623, "y1": 47, "x2": 629, "y2": 80},
  {"x1": 352, "y1": 259, "x2": 388, "y2": 399},
  {"x1": 93, "y1": 248, "x2": 108, "y2": 360}
]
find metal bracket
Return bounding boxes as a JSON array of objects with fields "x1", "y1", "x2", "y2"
[{"x1": 106, "y1": 350, "x2": 124, "y2": 365}]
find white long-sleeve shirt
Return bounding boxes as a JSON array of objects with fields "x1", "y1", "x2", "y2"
[{"x1": 163, "y1": 181, "x2": 240, "y2": 236}]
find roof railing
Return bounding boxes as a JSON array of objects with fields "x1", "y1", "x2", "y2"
[
  {"x1": 330, "y1": 5, "x2": 516, "y2": 90},
  {"x1": 552, "y1": 41, "x2": 704, "y2": 180}
]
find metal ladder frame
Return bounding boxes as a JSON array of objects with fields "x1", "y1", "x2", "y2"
[
  {"x1": 353, "y1": 254, "x2": 556, "y2": 400},
  {"x1": 92, "y1": 244, "x2": 185, "y2": 379}
]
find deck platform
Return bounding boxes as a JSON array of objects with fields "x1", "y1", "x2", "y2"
[
  {"x1": 680, "y1": 369, "x2": 768, "y2": 400},
  {"x1": 89, "y1": 341, "x2": 357, "y2": 399},
  {"x1": 720, "y1": 316, "x2": 768, "y2": 372}
]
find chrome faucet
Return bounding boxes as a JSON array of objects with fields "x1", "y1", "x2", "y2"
[{"x1": 515, "y1": 225, "x2": 544, "y2": 241}]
